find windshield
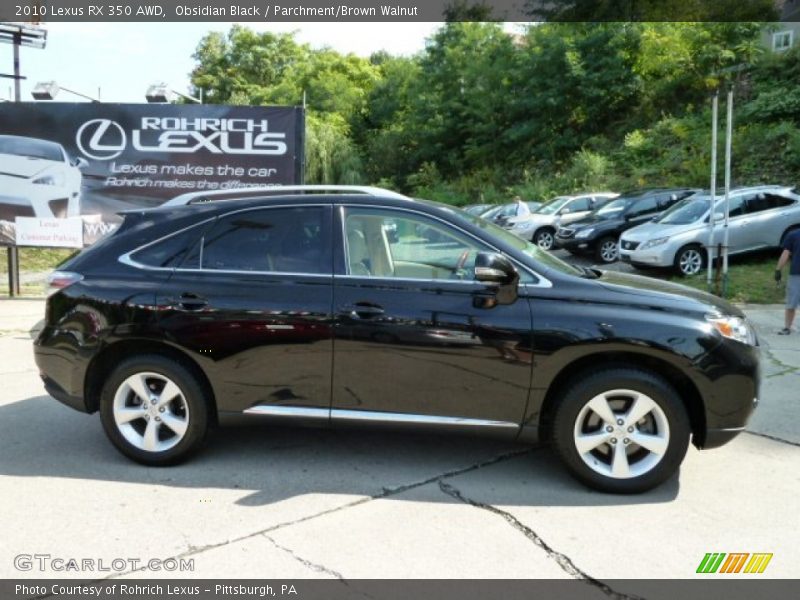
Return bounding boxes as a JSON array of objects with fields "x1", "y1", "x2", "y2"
[
  {"x1": 596, "y1": 197, "x2": 631, "y2": 216},
  {"x1": 0, "y1": 136, "x2": 63, "y2": 162},
  {"x1": 448, "y1": 206, "x2": 583, "y2": 277},
  {"x1": 537, "y1": 197, "x2": 570, "y2": 215},
  {"x1": 656, "y1": 196, "x2": 711, "y2": 225}
]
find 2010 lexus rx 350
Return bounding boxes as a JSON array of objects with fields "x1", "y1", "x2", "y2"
[{"x1": 34, "y1": 186, "x2": 760, "y2": 494}]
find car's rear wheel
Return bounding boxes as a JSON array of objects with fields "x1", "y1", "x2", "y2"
[
  {"x1": 99, "y1": 355, "x2": 210, "y2": 466},
  {"x1": 534, "y1": 228, "x2": 555, "y2": 250},
  {"x1": 552, "y1": 368, "x2": 690, "y2": 494},
  {"x1": 674, "y1": 244, "x2": 705, "y2": 276},
  {"x1": 595, "y1": 236, "x2": 619, "y2": 263}
]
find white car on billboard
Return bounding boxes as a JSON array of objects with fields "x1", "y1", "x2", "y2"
[{"x1": 0, "y1": 134, "x2": 86, "y2": 221}]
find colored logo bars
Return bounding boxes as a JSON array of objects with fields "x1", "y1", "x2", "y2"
[{"x1": 697, "y1": 552, "x2": 773, "y2": 574}]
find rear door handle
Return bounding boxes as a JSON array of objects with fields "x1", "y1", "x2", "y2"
[
  {"x1": 340, "y1": 302, "x2": 384, "y2": 319},
  {"x1": 177, "y1": 293, "x2": 208, "y2": 311}
]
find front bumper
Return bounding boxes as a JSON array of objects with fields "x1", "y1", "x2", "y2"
[
  {"x1": 692, "y1": 338, "x2": 760, "y2": 449},
  {"x1": 554, "y1": 236, "x2": 594, "y2": 252},
  {"x1": 619, "y1": 245, "x2": 673, "y2": 267}
]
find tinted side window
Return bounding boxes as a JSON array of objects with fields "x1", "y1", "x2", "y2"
[
  {"x1": 714, "y1": 195, "x2": 747, "y2": 219},
  {"x1": 628, "y1": 196, "x2": 658, "y2": 217},
  {"x1": 131, "y1": 227, "x2": 203, "y2": 268},
  {"x1": 200, "y1": 207, "x2": 329, "y2": 274},
  {"x1": 747, "y1": 193, "x2": 794, "y2": 213},
  {"x1": 568, "y1": 198, "x2": 591, "y2": 212}
]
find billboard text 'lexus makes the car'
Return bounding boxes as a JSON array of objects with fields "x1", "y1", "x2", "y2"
[{"x1": 34, "y1": 186, "x2": 760, "y2": 494}]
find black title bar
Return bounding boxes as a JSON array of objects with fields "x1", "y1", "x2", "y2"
[{"x1": 1, "y1": 0, "x2": 787, "y2": 23}]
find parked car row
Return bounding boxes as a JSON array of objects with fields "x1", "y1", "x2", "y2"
[{"x1": 486, "y1": 185, "x2": 800, "y2": 276}]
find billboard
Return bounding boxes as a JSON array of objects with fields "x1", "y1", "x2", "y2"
[{"x1": 0, "y1": 102, "x2": 304, "y2": 245}]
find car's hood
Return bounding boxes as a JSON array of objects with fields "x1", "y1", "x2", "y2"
[
  {"x1": 596, "y1": 269, "x2": 743, "y2": 317},
  {"x1": 622, "y1": 221, "x2": 701, "y2": 241},
  {"x1": 0, "y1": 154, "x2": 59, "y2": 178}
]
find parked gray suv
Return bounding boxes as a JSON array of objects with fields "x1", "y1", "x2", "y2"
[{"x1": 619, "y1": 185, "x2": 800, "y2": 275}]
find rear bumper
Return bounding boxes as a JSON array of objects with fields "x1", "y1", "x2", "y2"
[{"x1": 41, "y1": 374, "x2": 89, "y2": 413}]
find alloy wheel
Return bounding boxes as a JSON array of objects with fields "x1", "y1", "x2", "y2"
[
  {"x1": 112, "y1": 372, "x2": 190, "y2": 453},
  {"x1": 679, "y1": 249, "x2": 703, "y2": 276},
  {"x1": 536, "y1": 230, "x2": 554, "y2": 250},
  {"x1": 599, "y1": 240, "x2": 618, "y2": 263},
  {"x1": 572, "y1": 389, "x2": 670, "y2": 479}
]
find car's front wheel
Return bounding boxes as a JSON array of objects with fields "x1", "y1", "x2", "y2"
[
  {"x1": 552, "y1": 368, "x2": 690, "y2": 494},
  {"x1": 674, "y1": 244, "x2": 705, "y2": 276},
  {"x1": 595, "y1": 236, "x2": 619, "y2": 263},
  {"x1": 99, "y1": 354, "x2": 210, "y2": 466}
]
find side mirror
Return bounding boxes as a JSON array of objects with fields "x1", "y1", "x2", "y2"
[
  {"x1": 474, "y1": 252, "x2": 519, "y2": 306},
  {"x1": 559, "y1": 208, "x2": 571, "y2": 215},
  {"x1": 71, "y1": 157, "x2": 89, "y2": 169}
]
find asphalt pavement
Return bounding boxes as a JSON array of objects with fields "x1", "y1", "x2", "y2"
[{"x1": 0, "y1": 297, "x2": 797, "y2": 585}]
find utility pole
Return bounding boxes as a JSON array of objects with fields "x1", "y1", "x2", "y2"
[
  {"x1": 706, "y1": 92, "x2": 718, "y2": 292},
  {"x1": 721, "y1": 87, "x2": 734, "y2": 297}
]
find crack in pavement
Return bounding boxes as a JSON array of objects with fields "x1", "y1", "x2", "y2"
[
  {"x1": 96, "y1": 446, "x2": 538, "y2": 581},
  {"x1": 437, "y1": 479, "x2": 646, "y2": 600},
  {"x1": 746, "y1": 429, "x2": 800, "y2": 448},
  {"x1": 264, "y1": 534, "x2": 346, "y2": 580}
]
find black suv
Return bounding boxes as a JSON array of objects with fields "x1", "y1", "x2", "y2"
[
  {"x1": 34, "y1": 186, "x2": 759, "y2": 494},
  {"x1": 555, "y1": 189, "x2": 699, "y2": 263}
]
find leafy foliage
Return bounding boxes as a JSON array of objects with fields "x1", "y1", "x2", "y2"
[{"x1": 189, "y1": 22, "x2": 799, "y2": 200}]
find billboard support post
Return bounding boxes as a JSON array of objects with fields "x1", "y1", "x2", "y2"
[{"x1": 6, "y1": 30, "x2": 22, "y2": 297}]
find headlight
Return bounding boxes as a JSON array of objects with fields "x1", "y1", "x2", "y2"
[
  {"x1": 575, "y1": 228, "x2": 594, "y2": 239},
  {"x1": 640, "y1": 236, "x2": 670, "y2": 250},
  {"x1": 707, "y1": 315, "x2": 757, "y2": 346},
  {"x1": 512, "y1": 221, "x2": 531, "y2": 230},
  {"x1": 32, "y1": 173, "x2": 64, "y2": 186}
]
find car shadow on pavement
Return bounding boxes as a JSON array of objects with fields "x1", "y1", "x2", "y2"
[{"x1": 0, "y1": 395, "x2": 679, "y2": 507}]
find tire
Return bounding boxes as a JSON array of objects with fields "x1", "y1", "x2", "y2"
[
  {"x1": 551, "y1": 368, "x2": 690, "y2": 494},
  {"x1": 99, "y1": 354, "x2": 210, "y2": 466},
  {"x1": 534, "y1": 228, "x2": 555, "y2": 250},
  {"x1": 674, "y1": 244, "x2": 705, "y2": 277},
  {"x1": 595, "y1": 236, "x2": 619, "y2": 263}
]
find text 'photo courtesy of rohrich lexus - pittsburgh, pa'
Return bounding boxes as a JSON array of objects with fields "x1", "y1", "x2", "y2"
[{"x1": 34, "y1": 185, "x2": 760, "y2": 494}]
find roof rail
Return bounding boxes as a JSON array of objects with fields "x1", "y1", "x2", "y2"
[{"x1": 161, "y1": 185, "x2": 409, "y2": 207}]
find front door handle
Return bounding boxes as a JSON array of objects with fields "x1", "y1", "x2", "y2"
[
  {"x1": 177, "y1": 293, "x2": 208, "y2": 311},
  {"x1": 340, "y1": 302, "x2": 384, "y2": 319}
]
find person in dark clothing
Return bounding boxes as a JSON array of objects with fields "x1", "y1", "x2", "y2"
[{"x1": 775, "y1": 229, "x2": 800, "y2": 334}]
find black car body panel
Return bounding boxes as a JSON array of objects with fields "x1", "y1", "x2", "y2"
[{"x1": 34, "y1": 192, "x2": 758, "y2": 456}]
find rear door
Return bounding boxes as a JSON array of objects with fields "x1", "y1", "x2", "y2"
[
  {"x1": 560, "y1": 196, "x2": 593, "y2": 224},
  {"x1": 153, "y1": 204, "x2": 334, "y2": 417}
]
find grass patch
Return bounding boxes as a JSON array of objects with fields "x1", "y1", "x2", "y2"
[
  {"x1": 666, "y1": 250, "x2": 784, "y2": 304},
  {"x1": 0, "y1": 247, "x2": 77, "y2": 276}
]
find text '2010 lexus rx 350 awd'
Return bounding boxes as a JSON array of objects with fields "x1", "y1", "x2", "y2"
[{"x1": 34, "y1": 186, "x2": 760, "y2": 494}]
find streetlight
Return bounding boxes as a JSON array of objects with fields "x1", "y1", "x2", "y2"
[
  {"x1": 31, "y1": 80, "x2": 100, "y2": 102},
  {"x1": 145, "y1": 82, "x2": 202, "y2": 104}
]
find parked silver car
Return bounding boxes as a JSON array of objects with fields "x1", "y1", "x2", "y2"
[
  {"x1": 507, "y1": 193, "x2": 618, "y2": 249},
  {"x1": 619, "y1": 185, "x2": 800, "y2": 275}
]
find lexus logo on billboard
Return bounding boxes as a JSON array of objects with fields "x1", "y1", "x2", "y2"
[
  {"x1": 76, "y1": 119, "x2": 127, "y2": 160},
  {"x1": 76, "y1": 116, "x2": 289, "y2": 160}
]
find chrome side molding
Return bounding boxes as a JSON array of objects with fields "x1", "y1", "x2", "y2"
[{"x1": 243, "y1": 405, "x2": 519, "y2": 430}]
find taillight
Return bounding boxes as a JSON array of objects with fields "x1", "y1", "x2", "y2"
[{"x1": 45, "y1": 271, "x2": 83, "y2": 296}]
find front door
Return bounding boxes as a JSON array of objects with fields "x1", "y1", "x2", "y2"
[{"x1": 331, "y1": 205, "x2": 533, "y2": 434}]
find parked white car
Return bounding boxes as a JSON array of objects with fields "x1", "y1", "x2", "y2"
[
  {"x1": 507, "y1": 193, "x2": 618, "y2": 249},
  {"x1": 0, "y1": 135, "x2": 85, "y2": 221},
  {"x1": 619, "y1": 185, "x2": 800, "y2": 275}
]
